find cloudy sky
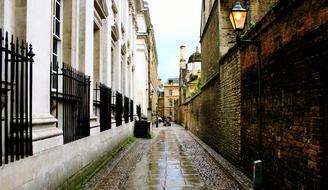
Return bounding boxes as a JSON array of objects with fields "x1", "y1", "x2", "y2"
[{"x1": 146, "y1": 0, "x2": 202, "y2": 82}]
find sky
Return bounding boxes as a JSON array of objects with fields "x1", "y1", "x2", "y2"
[{"x1": 146, "y1": 0, "x2": 202, "y2": 83}]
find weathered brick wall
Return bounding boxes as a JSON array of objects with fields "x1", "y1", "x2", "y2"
[
  {"x1": 200, "y1": 1, "x2": 220, "y2": 83},
  {"x1": 240, "y1": 0, "x2": 328, "y2": 189},
  {"x1": 185, "y1": 48, "x2": 242, "y2": 165},
  {"x1": 250, "y1": 0, "x2": 279, "y2": 24},
  {"x1": 177, "y1": 104, "x2": 187, "y2": 127},
  {"x1": 217, "y1": 51, "x2": 241, "y2": 163},
  {"x1": 184, "y1": 0, "x2": 327, "y2": 189},
  {"x1": 201, "y1": 0, "x2": 279, "y2": 84}
]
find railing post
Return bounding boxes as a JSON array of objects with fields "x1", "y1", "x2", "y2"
[
  {"x1": 0, "y1": 28, "x2": 2, "y2": 166},
  {"x1": 9, "y1": 35, "x2": 15, "y2": 162},
  {"x1": 4, "y1": 31, "x2": 9, "y2": 164},
  {"x1": 27, "y1": 44, "x2": 34, "y2": 156},
  {"x1": 0, "y1": 30, "x2": 34, "y2": 164}
]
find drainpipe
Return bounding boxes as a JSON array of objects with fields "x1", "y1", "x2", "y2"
[{"x1": 245, "y1": 0, "x2": 251, "y2": 30}]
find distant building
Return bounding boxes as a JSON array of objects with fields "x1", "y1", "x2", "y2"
[
  {"x1": 157, "y1": 79, "x2": 164, "y2": 118},
  {"x1": 163, "y1": 78, "x2": 179, "y2": 121},
  {"x1": 157, "y1": 91, "x2": 164, "y2": 119},
  {"x1": 179, "y1": 46, "x2": 202, "y2": 103}
]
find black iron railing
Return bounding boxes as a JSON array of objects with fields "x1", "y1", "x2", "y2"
[
  {"x1": 51, "y1": 63, "x2": 91, "y2": 144},
  {"x1": 137, "y1": 104, "x2": 141, "y2": 120},
  {"x1": 99, "y1": 84, "x2": 111, "y2": 131},
  {"x1": 0, "y1": 29, "x2": 34, "y2": 166},
  {"x1": 130, "y1": 100, "x2": 134, "y2": 122},
  {"x1": 124, "y1": 96, "x2": 129, "y2": 123},
  {"x1": 62, "y1": 64, "x2": 90, "y2": 143},
  {"x1": 115, "y1": 92, "x2": 123, "y2": 126},
  {"x1": 93, "y1": 83, "x2": 101, "y2": 114}
]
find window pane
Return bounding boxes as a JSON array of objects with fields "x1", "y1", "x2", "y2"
[
  {"x1": 53, "y1": 38, "x2": 58, "y2": 54},
  {"x1": 56, "y1": 2, "x2": 61, "y2": 19},
  {"x1": 55, "y1": 20, "x2": 60, "y2": 37},
  {"x1": 52, "y1": 54, "x2": 58, "y2": 71}
]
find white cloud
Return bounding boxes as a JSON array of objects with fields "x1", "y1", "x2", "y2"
[
  {"x1": 147, "y1": 0, "x2": 201, "y2": 38},
  {"x1": 146, "y1": 0, "x2": 202, "y2": 82}
]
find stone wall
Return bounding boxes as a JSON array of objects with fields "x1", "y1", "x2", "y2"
[
  {"x1": 0, "y1": 123, "x2": 134, "y2": 189},
  {"x1": 184, "y1": 0, "x2": 328, "y2": 189}
]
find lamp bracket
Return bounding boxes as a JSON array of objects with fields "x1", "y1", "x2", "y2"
[
  {"x1": 236, "y1": 34, "x2": 261, "y2": 47},
  {"x1": 238, "y1": 39, "x2": 261, "y2": 47}
]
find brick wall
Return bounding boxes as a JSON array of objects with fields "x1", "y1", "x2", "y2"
[
  {"x1": 249, "y1": 0, "x2": 279, "y2": 25},
  {"x1": 200, "y1": 1, "x2": 220, "y2": 83},
  {"x1": 183, "y1": 48, "x2": 242, "y2": 165},
  {"x1": 240, "y1": 1, "x2": 328, "y2": 189},
  {"x1": 184, "y1": 0, "x2": 328, "y2": 189}
]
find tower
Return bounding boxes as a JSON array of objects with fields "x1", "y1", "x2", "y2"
[
  {"x1": 179, "y1": 45, "x2": 186, "y2": 69},
  {"x1": 179, "y1": 45, "x2": 187, "y2": 104}
]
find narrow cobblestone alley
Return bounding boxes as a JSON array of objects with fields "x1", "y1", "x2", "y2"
[{"x1": 84, "y1": 124, "x2": 247, "y2": 190}]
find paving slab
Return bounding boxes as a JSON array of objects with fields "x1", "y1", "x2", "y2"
[
  {"x1": 84, "y1": 123, "x2": 250, "y2": 190},
  {"x1": 124, "y1": 127, "x2": 207, "y2": 190}
]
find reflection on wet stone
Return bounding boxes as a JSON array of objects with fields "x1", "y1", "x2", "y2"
[
  {"x1": 148, "y1": 129, "x2": 206, "y2": 189},
  {"x1": 127, "y1": 128, "x2": 208, "y2": 189}
]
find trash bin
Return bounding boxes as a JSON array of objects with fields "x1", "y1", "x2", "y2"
[{"x1": 134, "y1": 120, "x2": 150, "y2": 138}]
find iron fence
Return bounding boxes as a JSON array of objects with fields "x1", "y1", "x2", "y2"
[
  {"x1": 0, "y1": 29, "x2": 34, "y2": 166},
  {"x1": 62, "y1": 64, "x2": 90, "y2": 143},
  {"x1": 99, "y1": 84, "x2": 111, "y2": 131},
  {"x1": 130, "y1": 100, "x2": 134, "y2": 122},
  {"x1": 93, "y1": 83, "x2": 100, "y2": 115},
  {"x1": 137, "y1": 104, "x2": 141, "y2": 120},
  {"x1": 124, "y1": 96, "x2": 129, "y2": 123},
  {"x1": 51, "y1": 63, "x2": 91, "y2": 144},
  {"x1": 115, "y1": 92, "x2": 123, "y2": 126}
]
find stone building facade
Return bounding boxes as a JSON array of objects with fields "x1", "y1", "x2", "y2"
[
  {"x1": 163, "y1": 78, "x2": 179, "y2": 122},
  {"x1": 183, "y1": 0, "x2": 327, "y2": 189},
  {"x1": 135, "y1": 0, "x2": 159, "y2": 123},
  {"x1": 0, "y1": 0, "x2": 158, "y2": 188}
]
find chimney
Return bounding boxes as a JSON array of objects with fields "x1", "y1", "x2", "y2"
[{"x1": 180, "y1": 45, "x2": 186, "y2": 69}]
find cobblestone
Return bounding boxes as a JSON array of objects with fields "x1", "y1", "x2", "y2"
[
  {"x1": 83, "y1": 137, "x2": 155, "y2": 190},
  {"x1": 83, "y1": 124, "x2": 246, "y2": 190}
]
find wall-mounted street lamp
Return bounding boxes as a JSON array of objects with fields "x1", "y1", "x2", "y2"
[
  {"x1": 229, "y1": 2, "x2": 260, "y2": 46},
  {"x1": 229, "y1": 2, "x2": 263, "y2": 189},
  {"x1": 229, "y1": 2, "x2": 247, "y2": 32}
]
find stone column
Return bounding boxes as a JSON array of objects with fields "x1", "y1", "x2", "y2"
[
  {"x1": 82, "y1": 0, "x2": 101, "y2": 134},
  {"x1": 26, "y1": 0, "x2": 62, "y2": 153}
]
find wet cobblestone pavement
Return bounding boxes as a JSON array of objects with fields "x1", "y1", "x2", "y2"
[{"x1": 84, "y1": 124, "x2": 243, "y2": 190}]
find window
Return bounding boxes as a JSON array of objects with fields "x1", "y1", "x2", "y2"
[
  {"x1": 187, "y1": 63, "x2": 193, "y2": 71},
  {"x1": 169, "y1": 99, "x2": 173, "y2": 107},
  {"x1": 195, "y1": 62, "x2": 201, "y2": 71},
  {"x1": 169, "y1": 90, "x2": 173, "y2": 96},
  {"x1": 51, "y1": 0, "x2": 62, "y2": 90},
  {"x1": 121, "y1": 55, "x2": 126, "y2": 94}
]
